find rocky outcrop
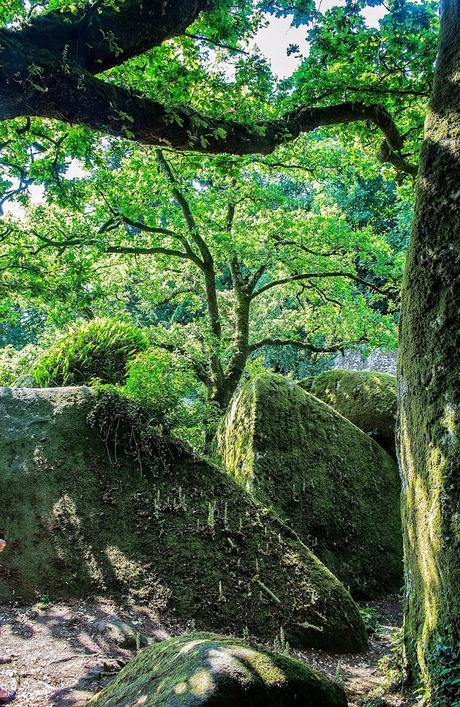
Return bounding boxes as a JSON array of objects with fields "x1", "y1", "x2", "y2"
[
  {"x1": 218, "y1": 374, "x2": 402, "y2": 598},
  {"x1": 0, "y1": 387, "x2": 366, "y2": 652}
]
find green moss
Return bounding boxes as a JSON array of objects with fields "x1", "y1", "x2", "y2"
[
  {"x1": 218, "y1": 373, "x2": 402, "y2": 599},
  {"x1": 0, "y1": 386, "x2": 366, "y2": 653},
  {"x1": 299, "y1": 369, "x2": 397, "y2": 457},
  {"x1": 89, "y1": 632, "x2": 347, "y2": 706}
]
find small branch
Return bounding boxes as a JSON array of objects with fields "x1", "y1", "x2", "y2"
[
  {"x1": 273, "y1": 238, "x2": 345, "y2": 258},
  {"x1": 106, "y1": 245, "x2": 194, "y2": 259},
  {"x1": 184, "y1": 32, "x2": 249, "y2": 55},
  {"x1": 251, "y1": 271, "x2": 390, "y2": 299},
  {"x1": 248, "y1": 338, "x2": 348, "y2": 354}
]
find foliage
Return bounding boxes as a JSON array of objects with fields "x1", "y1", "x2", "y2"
[
  {"x1": 1, "y1": 146, "x2": 404, "y2": 417},
  {"x1": 0, "y1": 343, "x2": 41, "y2": 386},
  {"x1": 32, "y1": 317, "x2": 148, "y2": 387},
  {"x1": 124, "y1": 349, "x2": 216, "y2": 450},
  {"x1": 426, "y1": 643, "x2": 460, "y2": 707},
  {"x1": 377, "y1": 627, "x2": 407, "y2": 693},
  {"x1": 87, "y1": 388, "x2": 182, "y2": 469},
  {"x1": 359, "y1": 606, "x2": 384, "y2": 636}
]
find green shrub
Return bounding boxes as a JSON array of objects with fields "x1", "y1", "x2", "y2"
[
  {"x1": 359, "y1": 606, "x2": 384, "y2": 636},
  {"x1": 0, "y1": 344, "x2": 41, "y2": 386},
  {"x1": 33, "y1": 318, "x2": 149, "y2": 387},
  {"x1": 427, "y1": 643, "x2": 460, "y2": 706},
  {"x1": 124, "y1": 348, "x2": 217, "y2": 449}
]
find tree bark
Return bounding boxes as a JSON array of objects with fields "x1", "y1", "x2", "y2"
[{"x1": 398, "y1": 0, "x2": 460, "y2": 698}]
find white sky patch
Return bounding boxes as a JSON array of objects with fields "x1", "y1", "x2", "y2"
[
  {"x1": 3, "y1": 160, "x2": 86, "y2": 219},
  {"x1": 254, "y1": 1, "x2": 387, "y2": 79},
  {"x1": 3, "y1": 183, "x2": 44, "y2": 219},
  {"x1": 66, "y1": 159, "x2": 88, "y2": 179}
]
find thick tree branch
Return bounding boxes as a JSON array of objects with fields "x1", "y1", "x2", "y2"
[
  {"x1": 105, "y1": 244, "x2": 194, "y2": 259},
  {"x1": 155, "y1": 148, "x2": 223, "y2": 348},
  {"x1": 0, "y1": 32, "x2": 417, "y2": 175},
  {"x1": 273, "y1": 238, "x2": 345, "y2": 258},
  {"x1": 116, "y1": 213, "x2": 203, "y2": 268},
  {"x1": 31, "y1": 230, "x2": 197, "y2": 262},
  {"x1": 16, "y1": 0, "x2": 211, "y2": 74}
]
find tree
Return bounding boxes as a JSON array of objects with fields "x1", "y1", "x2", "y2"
[
  {"x1": 1, "y1": 147, "x2": 401, "y2": 411},
  {"x1": 398, "y1": 0, "x2": 460, "y2": 700}
]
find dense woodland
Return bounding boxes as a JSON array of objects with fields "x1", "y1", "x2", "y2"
[{"x1": 0, "y1": 1, "x2": 459, "y2": 706}]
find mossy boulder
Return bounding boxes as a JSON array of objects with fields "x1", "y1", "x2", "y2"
[
  {"x1": 0, "y1": 387, "x2": 366, "y2": 652},
  {"x1": 299, "y1": 369, "x2": 397, "y2": 457},
  {"x1": 218, "y1": 373, "x2": 402, "y2": 598},
  {"x1": 89, "y1": 632, "x2": 347, "y2": 706}
]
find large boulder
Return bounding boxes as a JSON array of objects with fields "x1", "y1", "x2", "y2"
[
  {"x1": 0, "y1": 387, "x2": 366, "y2": 652},
  {"x1": 218, "y1": 373, "x2": 402, "y2": 598},
  {"x1": 89, "y1": 632, "x2": 347, "y2": 706},
  {"x1": 300, "y1": 369, "x2": 397, "y2": 457}
]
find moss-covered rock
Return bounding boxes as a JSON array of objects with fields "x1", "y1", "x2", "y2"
[
  {"x1": 89, "y1": 632, "x2": 347, "y2": 706},
  {"x1": 0, "y1": 387, "x2": 366, "y2": 652},
  {"x1": 218, "y1": 373, "x2": 402, "y2": 598},
  {"x1": 299, "y1": 369, "x2": 397, "y2": 457}
]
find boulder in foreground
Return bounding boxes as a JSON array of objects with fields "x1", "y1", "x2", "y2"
[
  {"x1": 0, "y1": 387, "x2": 366, "y2": 652},
  {"x1": 89, "y1": 632, "x2": 348, "y2": 706},
  {"x1": 218, "y1": 373, "x2": 402, "y2": 598}
]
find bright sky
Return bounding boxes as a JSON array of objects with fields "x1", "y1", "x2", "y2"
[
  {"x1": 255, "y1": 0, "x2": 387, "y2": 79},
  {"x1": 2, "y1": 1, "x2": 388, "y2": 218}
]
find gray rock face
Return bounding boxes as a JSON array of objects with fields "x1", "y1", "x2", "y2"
[
  {"x1": 88, "y1": 632, "x2": 348, "y2": 706},
  {"x1": 331, "y1": 349, "x2": 397, "y2": 374}
]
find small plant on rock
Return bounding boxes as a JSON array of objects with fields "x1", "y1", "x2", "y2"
[{"x1": 33, "y1": 317, "x2": 148, "y2": 387}]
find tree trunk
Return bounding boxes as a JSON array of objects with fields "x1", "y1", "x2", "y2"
[{"x1": 398, "y1": 0, "x2": 460, "y2": 699}]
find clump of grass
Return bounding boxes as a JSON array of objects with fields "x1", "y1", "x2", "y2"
[
  {"x1": 359, "y1": 606, "x2": 385, "y2": 636},
  {"x1": 37, "y1": 593, "x2": 52, "y2": 610}
]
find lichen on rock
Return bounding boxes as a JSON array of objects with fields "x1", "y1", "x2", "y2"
[
  {"x1": 299, "y1": 369, "x2": 397, "y2": 457},
  {"x1": 218, "y1": 373, "x2": 402, "y2": 598},
  {"x1": 0, "y1": 386, "x2": 366, "y2": 653},
  {"x1": 89, "y1": 632, "x2": 348, "y2": 706}
]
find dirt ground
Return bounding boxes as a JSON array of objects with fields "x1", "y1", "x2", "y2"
[{"x1": 0, "y1": 594, "x2": 412, "y2": 706}]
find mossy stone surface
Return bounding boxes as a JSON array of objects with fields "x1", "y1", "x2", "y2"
[
  {"x1": 299, "y1": 369, "x2": 397, "y2": 457},
  {"x1": 0, "y1": 387, "x2": 366, "y2": 653},
  {"x1": 89, "y1": 632, "x2": 348, "y2": 706},
  {"x1": 218, "y1": 373, "x2": 402, "y2": 598},
  {"x1": 397, "y1": 2, "x2": 460, "y2": 697}
]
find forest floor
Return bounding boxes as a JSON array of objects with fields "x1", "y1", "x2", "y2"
[{"x1": 0, "y1": 594, "x2": 414, "y2": 706}]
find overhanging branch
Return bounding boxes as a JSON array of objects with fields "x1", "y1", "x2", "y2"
[{"x1": 0, "y1": 1, "x2": 418, "y2": 175}]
